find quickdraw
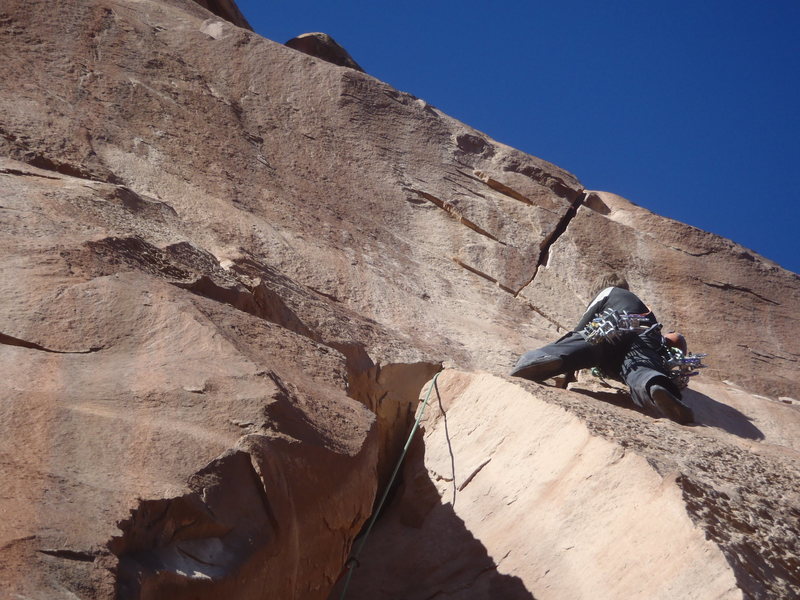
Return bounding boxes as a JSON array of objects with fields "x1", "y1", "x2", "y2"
[
  {"x1": 580, "y1": 309, "x2": 652, "y2": 344},
  {"x1": 581, "y1": 309, "x2": 708, "y2": 389},
  {"x1": 665, "y1": 347, "x2": 707, "y2": 389}
]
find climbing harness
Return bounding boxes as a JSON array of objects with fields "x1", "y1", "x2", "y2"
[
  {"x1": 582, "y1": 311, "x2": 708, "y2": 390},
  {"x1": 590, "y1": 345, "x2": 707, "y2": 389},
  {"x1": 580, "y1": 309, "x2": 652, "y2": 344},
  {"x1": 337, "y1": 371, "x2": 442, "y2": 600}
]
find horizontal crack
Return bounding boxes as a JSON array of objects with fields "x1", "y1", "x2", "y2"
[
  {"x1": 25, "y1": 155, "x2": 122, "y2": 185},
  {"x1": 451, "y1": 258, "x2": 515, "y2": 294},
  {"x1": 703, "y1": 281, "x2": 780, "y2": 306},
  {"x1": 0, "y1": 332, "x2": 102, "y2": 354},
  {"x1": 736, "y1": 344, "x2": 798, "y2": 363},
  {"x1": 451, "y1": 261, "x2": 567, "y2": 329},
  {"x1": 38, "y1": 548, "x2": 96, "y2": 562},
  {"x1": 450, "y1": 167, "x2": 490, "y2": 185},
  {"x1": 473, "y1": 170, "x2": 533, "y2": 205},
  {"x1": 523, "y1": 301, "x2": 569, "y2": 331},
  {"x1": 501, "y1": 160, "x2": 577, "y2": 201},
  {"x1": 441, "y1": 175, "x2": 488, "y2": 199},
  {"x1": 0, "y1": 167, "x2": 61, "y2": 180},
  {"x1": 662, "y1": 243, "x2": 716, "y2": 258},
  {"x1": 410, "y1": 189, "x2": 503, "y2": 244},
  {"x1": 175, "y1": 275, "x2": 318, "y2": 342}
]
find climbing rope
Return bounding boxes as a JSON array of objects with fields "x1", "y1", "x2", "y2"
[{"x1": 338, "y1": 371, "x2": 442, "y2": 600}]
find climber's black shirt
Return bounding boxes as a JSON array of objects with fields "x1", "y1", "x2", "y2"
[{"x1": 573, "y1": 287, "x2": 657, "y2": 332}]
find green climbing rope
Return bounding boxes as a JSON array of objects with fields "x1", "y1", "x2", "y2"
[{"x1": 338, "y1": 371, "x2": 442, "y2": 599}]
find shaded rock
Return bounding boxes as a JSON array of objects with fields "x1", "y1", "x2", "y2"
[{"x1": 285, "y1": 32, "x2": 365, "y2": 72}]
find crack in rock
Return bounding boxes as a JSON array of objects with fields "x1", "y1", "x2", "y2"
[
  {"x1": 451, "y1": 258, "x2": 515, "y2": 294},
  {"x1": 735, "y1": 344, "x2": 798, "y2": 363},
  {"x1": 703, "y1": 281, "x2": 780, "y2": 306},
  {"x1": 0, "y1": 167, "x2": 61, "y2": 180},
  {"x1": 663, "y1": 243, "x2": 716, "y2": 258},
  {"x1": 441, "y1": 175, "x2": 489, "y2": 200},
  {"x1": 515, "y1": 191, "x2": 586, "y2": 296},
  {"x1": 37, "y1": 548, "x2": 97, "y2": 562},
  {"x1": 457, "y1": 458, "x2": 491, "y2": 492},
  {"x1": 473, "y1": 170, "x2": 534, "y2": 205},
  {"x1": 449, "y1": 263, "x2": 567, "y2": 331},
  {"x1": 501, "y1": 159, "x2": 577, "y2": 201},
  {"x1": 26, "y1": 154, "x2": 122, "y2": 184},
  {"x1": 410, "y1": 188, "x2": 503, "y2": 244},
  {"x1": 0, "y1": 332, "x2": 103, "y2": 354},
  {"x1": 521, "y1": 301, "x2": 568, "y2": 331},
  {"x1": 176, "y1": 543, "x2": 219, "y2": 567}
]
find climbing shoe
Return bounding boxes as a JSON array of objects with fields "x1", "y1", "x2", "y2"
[
  {"x1": 510, "y1": 355, "x2": 564, "y2": 382},
  {"x1": 649, "y1": 384, "x2": 694, "y2": 425}
]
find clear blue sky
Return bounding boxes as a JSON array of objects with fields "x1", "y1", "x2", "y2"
[{"x1": 236, "y1": 0, "x2": 799, "y2": 274}]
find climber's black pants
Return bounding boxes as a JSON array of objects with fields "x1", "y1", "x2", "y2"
[
  {"x1": 510, "y1": 331, "x2": 681, "y2": 408},
  {"x1": 511, "y1": 332, "x2": 605, "y2": 378}
]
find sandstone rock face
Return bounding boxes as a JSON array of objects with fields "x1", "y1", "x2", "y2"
[
  {"x1": 285, "y1": 32, "x2": 365, "y2": 72},
  {"x1": 0, "y1": 0, "x2": 798, "y2": 598},
  {"x1": 0, "y1": 163, "x2": 381, "y2": 599},
  {"x1": 192, "y1": 0, "x2": 252, "y2": 30},
  {"x1": 338, "y1": 371, "x2": 800, "y2": 599}
]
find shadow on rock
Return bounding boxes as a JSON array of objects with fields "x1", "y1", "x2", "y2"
[
  {"x1": 568, "y1": 385, "x2": 648, "y2": 414},
  {"x1": 681, "y1": 388, "x2": 764, "y2": 440},
  {"x1": 328, "y1": 426, "x2": 535, "y2": 600},
  {"x1": 569, "y1": 383, "x2": 764, "y2": 440}
]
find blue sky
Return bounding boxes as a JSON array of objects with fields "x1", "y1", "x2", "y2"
[{"x1": 235, "y1": 1, "x2": 799, "y2": 274}]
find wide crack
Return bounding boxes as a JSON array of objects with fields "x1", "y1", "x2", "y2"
[
  {"x1": 83, "y1": 238, "x2": 446, "y2": 599},
  {"x1": 514, "y1": 190, "x2": 587, "y2": 298},
  {"x1": 344, "y1": 361, "x2": 443, "y2": 495}
]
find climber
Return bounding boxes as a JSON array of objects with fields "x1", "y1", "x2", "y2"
[{"x1": 510, "y1": 273, "x2": 694, "y2": 424}]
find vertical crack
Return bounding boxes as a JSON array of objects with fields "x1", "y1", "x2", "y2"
[{"x1": 515, "y1": 190, "x2": 586, "y2": 297}]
